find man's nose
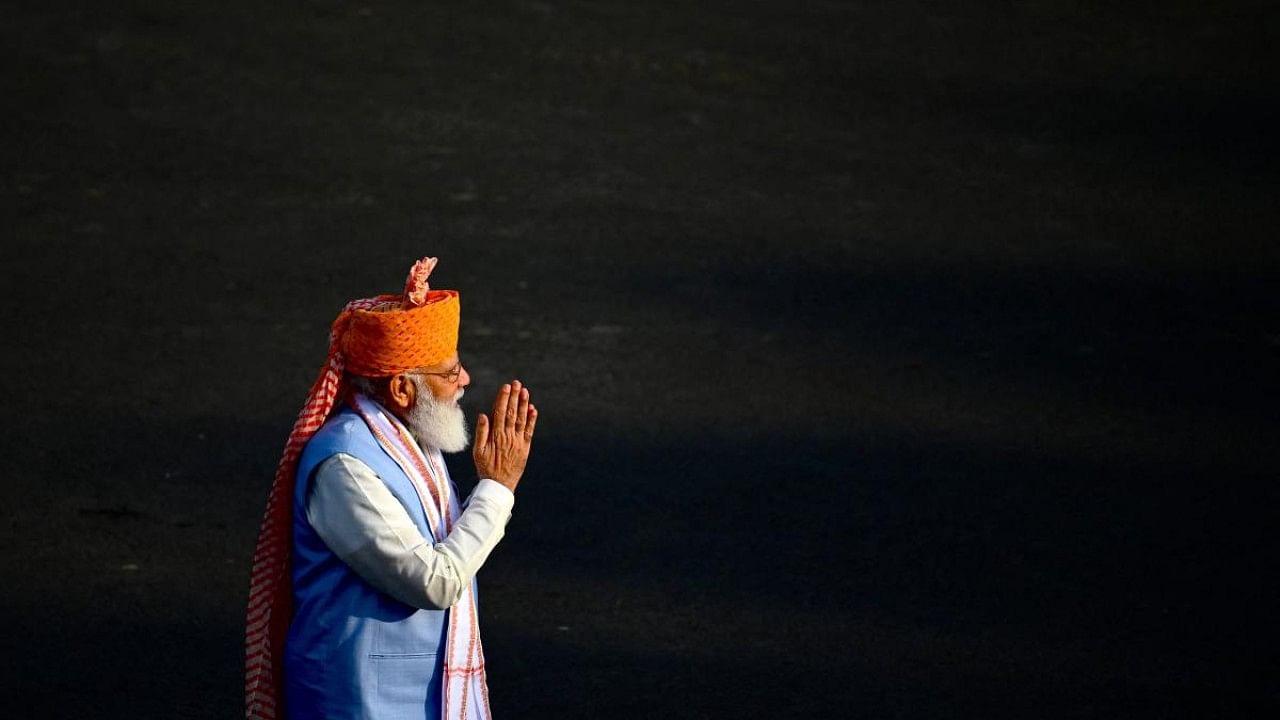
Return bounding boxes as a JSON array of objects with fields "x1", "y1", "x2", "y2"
[{"x1": 459, "y1": 366, "x2": 471, "y2": 389}]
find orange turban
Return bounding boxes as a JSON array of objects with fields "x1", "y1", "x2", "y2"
[
  {"x1": 335, "y1": 256, "x2": 460, "y2": 375},
  {"x1": 337, "y1": 289, "x2": 460, "y2": 375}
]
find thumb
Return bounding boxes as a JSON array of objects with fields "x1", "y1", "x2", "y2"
[{"x1": 474, "y1": 413, "x2": 490, "y2": 448}]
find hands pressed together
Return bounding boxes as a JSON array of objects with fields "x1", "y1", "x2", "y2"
[{"x1": 472, "y1": 380, "x2": 538, "y2": 492}]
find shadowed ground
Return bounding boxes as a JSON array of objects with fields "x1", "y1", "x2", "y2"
[{"x1": 1, "y1": 1, "x2": 1276, "y2": 717}]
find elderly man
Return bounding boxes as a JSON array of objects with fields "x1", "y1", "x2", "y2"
[{"x1": 246, "y1": 257, "x2": 537, "y2": 720}]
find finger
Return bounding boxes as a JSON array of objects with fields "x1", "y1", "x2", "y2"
[
  {"x1": 491, "y1": 383, "x2": 511, "y2": 434},
  {"x1": 505, "y1": 380, "x2": 521, "y2": 431},
  {"x1": 474, "y1": 413, "x2": 490, "y2": 450},
  {"x1": 514, "y1": 386, "x2": 530, "y2": 433},
  {"x1": 524, "y1": 404, "x2": 538, "y2": 440}
]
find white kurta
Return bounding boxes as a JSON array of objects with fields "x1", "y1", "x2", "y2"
[{"x1": 306, "y1": 452, "x2": 515, "y2": 610}]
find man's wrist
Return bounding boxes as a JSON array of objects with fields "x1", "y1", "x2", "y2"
[{"x1": 473, "y1": 478, "x2": 515, "y2": 508}]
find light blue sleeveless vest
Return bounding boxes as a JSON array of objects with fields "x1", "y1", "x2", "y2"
[{"x1": 284, "y1": 405, "x2": 448, "y2": 720}]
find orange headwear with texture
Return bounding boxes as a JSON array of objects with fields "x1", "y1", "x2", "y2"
[
  {"x1": 245, "y1": 256, "x2": 459, "y2": 720},
  {"x1": 337, "y1": 256, "x2": 460, "y2": 375}
]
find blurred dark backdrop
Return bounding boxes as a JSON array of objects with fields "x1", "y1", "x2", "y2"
[{"x1": 1, "y1": 1, "x2": 1276, "y2": 717}]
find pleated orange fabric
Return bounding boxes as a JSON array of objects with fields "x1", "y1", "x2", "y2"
[{"x1": 340, "y1": 289, "x2": 460, "y2": 376}]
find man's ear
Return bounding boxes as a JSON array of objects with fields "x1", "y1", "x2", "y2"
[{"x1": 386, "y1": 373, "x2": 415, "y2": 413}]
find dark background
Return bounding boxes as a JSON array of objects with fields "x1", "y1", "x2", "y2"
[{"x1": 2, "y1": 1, "x2": 1276, "y2": 717}]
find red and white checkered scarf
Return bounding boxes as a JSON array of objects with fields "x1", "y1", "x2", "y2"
[{"x1": 245, "y1": 295, "x2": 380, "y2": 718}]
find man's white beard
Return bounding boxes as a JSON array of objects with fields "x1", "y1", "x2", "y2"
[{"x1": 404, "y1": 379, "x2": 470, "y2": 453}]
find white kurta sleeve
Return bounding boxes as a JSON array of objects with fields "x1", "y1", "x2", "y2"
[{"x1": 306, "y1": 453, "x2": 515, "y2": 610}]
